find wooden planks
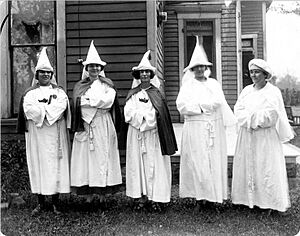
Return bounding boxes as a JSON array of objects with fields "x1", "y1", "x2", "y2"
[{"x1": 65, "y1": 1, "x2": 147, "y2": 107}]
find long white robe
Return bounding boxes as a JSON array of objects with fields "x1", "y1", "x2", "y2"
[
  {"x1": 71, "y1": 79, "x2": 122, "y2": 188},
  {"x1": 23, "y1": 85, "x2": 70, "y2": 195},
  {"x1": 232, "y1": 82, "x2": 294, "y2": 212},
  {"x1": 125, "y1": 89, "x2": 172, "y2": 203},
  {"x1": 176, "y1": 77, "x2": 236, "y2": 202}
]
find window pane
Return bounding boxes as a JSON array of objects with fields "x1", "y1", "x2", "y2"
[
  {"x1": 185, "y1": 20, "x2": 215, "y2": 79},
  {"x1": 11, "y1": 0, "x2": 55, "y2": 45},
  {"x1": 13, "y1": 46, "x2": 56, "y2": 114}
]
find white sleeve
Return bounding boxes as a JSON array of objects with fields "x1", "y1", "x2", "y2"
[
  {"x1": 84, "y1": 83, "x2": 116, "y2": 109},
  {"x1": 23, "y1": 90, "x2": 46, "y2": 127},
  {"x1": 44, "y1": 89, "x2": 68, "y2": 126},
  {"x1": 140, "y1": 105, "x2": 156, "y2": 132},
  {"x1": 250, "y1": 108, "x2": 279, "y2": 129},
  {"x1": 124, "y1": 96, "x2": 144, "y2": 130},
  {"x1": 176, "y1": 85, "x2": 202, "y2": 115}
]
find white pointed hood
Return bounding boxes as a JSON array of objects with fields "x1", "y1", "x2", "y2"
[
  {"x1": 131, "y1": 50, "x2": 160, "y2": 89},
  {"x1": 132, "y1": 50, "x2": 156, "y2": 73},
  {"x1": 81, "y1": 40, "x2": 106, "y2": 80},
  {"x1": 82, "y1": 40, "x2": 107, "y2": 67},
  {"x1": 183, "y1": 36, "x2": 212, "y2": 73},
  {"x1": 32, "y1": 47, "x2": 57, "y2": 86},
  {"x1": 35, "y1": 47, "x2": 53, "y2": 73}
]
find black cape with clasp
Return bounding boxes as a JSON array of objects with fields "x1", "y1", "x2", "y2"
[
  {"x1": 71, "y1": 76, "x2": 122, "y2": 134},
  {"x1": 126, "y1": 84, "x2": 178, "y2": 156}
]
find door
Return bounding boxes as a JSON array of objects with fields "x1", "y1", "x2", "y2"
[{"x1": 184, "y1": 20, "x2": 215, "y2": 79}]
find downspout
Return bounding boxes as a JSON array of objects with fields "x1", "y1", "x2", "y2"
[
  {"x1": 147, "y1": 0, "x2": 165, "y2": 95},
  {"x1": 146, "y1": 1, "x2": 157, "y2": 64},
  {"x1": 262, "y1": 1, "x2": 267, "y2": 59},
  {"x1": 56, "y1": 0, "x2": 66, "y2": 90},
  {"x1": 1, "y1": 0, "x2": 11, "y2": 118},
  {"x1": 236, "y1": 0, "x2": 242, "y2": 96}
]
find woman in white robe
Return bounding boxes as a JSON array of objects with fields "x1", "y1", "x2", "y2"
[
  {"x1": 124, "y1": 50, "x2": 177, "y2": 211},
  {"x1": 231, "y1": 59, "x2": 294, "y2": 212},
  {"x1": 17, "y1": 47, "x2": 71, "y2": 215},
  {"x1": 176, "y1": 39, "x2": 236, "y2": 210},
  {"x1": 70, "y1": 41, "x2": 122, "y2": 205}
]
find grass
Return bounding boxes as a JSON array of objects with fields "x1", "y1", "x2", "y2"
[
  {"x1": 2, "y1": 128, "x2": 300, "y2": 236},
  {"x1": 1, "y1": 183, "x2": 300, "y2": 236}
]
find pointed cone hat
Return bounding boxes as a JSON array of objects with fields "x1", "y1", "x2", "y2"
[
  {"x1": 131, "y1": 50, "x2": 160, "y2": 88},
  {"x1": 132, "y1": 50, "x2": 156, "y2": 74},
  {"x1": 32, "y1": 47, "x2": 57, "y2": 86},
  {"x1": 183, "y1": 36, "x2": 212, "y2": 73},
  {"x1": 35, "y1": 47, "x2": 53, "y2": 72},
  {"x1": 82, "y1": 40, "x2": 107, "y2": 67}
]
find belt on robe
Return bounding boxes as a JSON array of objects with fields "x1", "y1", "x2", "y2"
[
  {"x1": 184, "y1": 114, "x2": 219, "y2": 148},
  {"x1": 89, "y1": 123, "x2": 95, "y2": 151},
  {"x1": 88, "y1": 109, "x2": 109, "y2": 150},
  {"x1": 94, "y1": 108, "x2": 109, "y2": 117},
  {"x1": 137, "y1": 131, "x2": 147, "y2": 154},
  {"x1": 55, "y1": 119, "x2": 64, "y2": 159}
]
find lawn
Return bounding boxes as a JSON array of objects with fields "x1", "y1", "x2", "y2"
[
  {"x1": 1, "y1": 183, "x2": 300, "y2": 236},
  {"x1": 1, "y1": 131, "x2": 300, "y2": 236}
]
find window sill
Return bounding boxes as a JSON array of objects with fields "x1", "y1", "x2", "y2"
[{"x1": 1, "y1": 118, "x2": 17, "y2": 134}]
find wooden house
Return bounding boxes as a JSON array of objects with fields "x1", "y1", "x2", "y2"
[{"x1": 1, "y1": 0, "x2": 298, "y2": 186}]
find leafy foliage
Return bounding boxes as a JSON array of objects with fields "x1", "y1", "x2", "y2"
[{"x1": 269, "y1": 1, "x2": 300, "y2": 15}]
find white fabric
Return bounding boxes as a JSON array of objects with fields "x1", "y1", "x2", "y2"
[
  {"x1": 231, "y1": 82, "x2": 293, "y2": 212},
  {"x1": 23, "y1": 86, "x2": 70, "y2": 194},
  {"x1": 130, "y1": 50, "x2": 160, "y2": 88},
  {"x1": 31, "y1": 75, "x2": 57, "y2": 87},
  {"x1": 32, "y1": 47, "x2": 57, "y2": 86},
  {"x1": 81, "y1": 67, "x2": 105, "y2": 81},
  {"x1": 234, "y1": 83, "x2": 294, "y2": 142},
  {"x1": 248, "y1": 58, "x2": 272, "y2": 78},
  {"x1": 181, "y1": 69, "x2": 212, "y2": 89},
  {"x1": 183, "y1": 36, "x2": 212, "y2": 72},
  {"x1": 178, "y1": 77, "x2": 237, "y2": 127},
  {"x1": 124, "y1": 90, "x2": 171, "y2": 202},
  {"x1": 80, "y1": 79, "x2": 116, "y2": 124},
  {"x1": 131, "y1": 50, "x2": 156, "y2": 72},
  {"x1": 81, "y1": 40, "x2": 106, "y2": 80},
  {"x1": 131, "y1": 75, "x2": 161, "y2": 89},
  {"x1": 35, "y1": 47, "x2": 53, "y2": 73},
  {"x1": 176, "y1": 77, "x2": 236, "y2": 202},
  {"x1": 82, "y1": 40, "x2": 106, "y2": 66},
  {"x1": 71, "y1": 79, "x2": 122, "y2": 188}
]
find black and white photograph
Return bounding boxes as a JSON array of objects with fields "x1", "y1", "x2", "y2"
[{"x1": 1, "y1": 0, "x2": 300, "y2": 235}]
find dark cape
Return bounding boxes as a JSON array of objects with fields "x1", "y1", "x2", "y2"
[
  {"x1": 126, "y1": 84, "x2": 178, "y2": 156},
  {"x1": 17, "y1": 83, "x2": 67, "y2": 134},
  {"x1": 71, "y1": 76, "x2": 122, "y2": 134}
]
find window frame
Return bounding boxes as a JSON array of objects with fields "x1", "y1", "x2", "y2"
[
  {"x1": 241, "y1": 34, "x2": 258, "y2": 88},
  {"x1": 184, "y1": 20, "x2": 216, "y2": 79},
  {"x1": 1, "y1": 0, "x2": 66, "y2": 119},
  {"x1": 177, "y1": 13, "x2": 222, "y2": 86}
]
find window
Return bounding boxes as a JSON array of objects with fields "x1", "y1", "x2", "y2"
[
  {"x1": 177, "y1": 13, "x2": 221, "y2": 86},
  {"x1": 241, "y1": 34, "x2": 257, "y2": 88},
  {"x1": 9, "y1": 0, "x2": 56, "y2": 115},
  {"x1": 185, "y1": 20, "x2": 215, "y2": 79}
]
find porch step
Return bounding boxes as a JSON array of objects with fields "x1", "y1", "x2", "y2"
[{"x1": 170, "y1": 123, "x2": 300, "y2": 188}]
